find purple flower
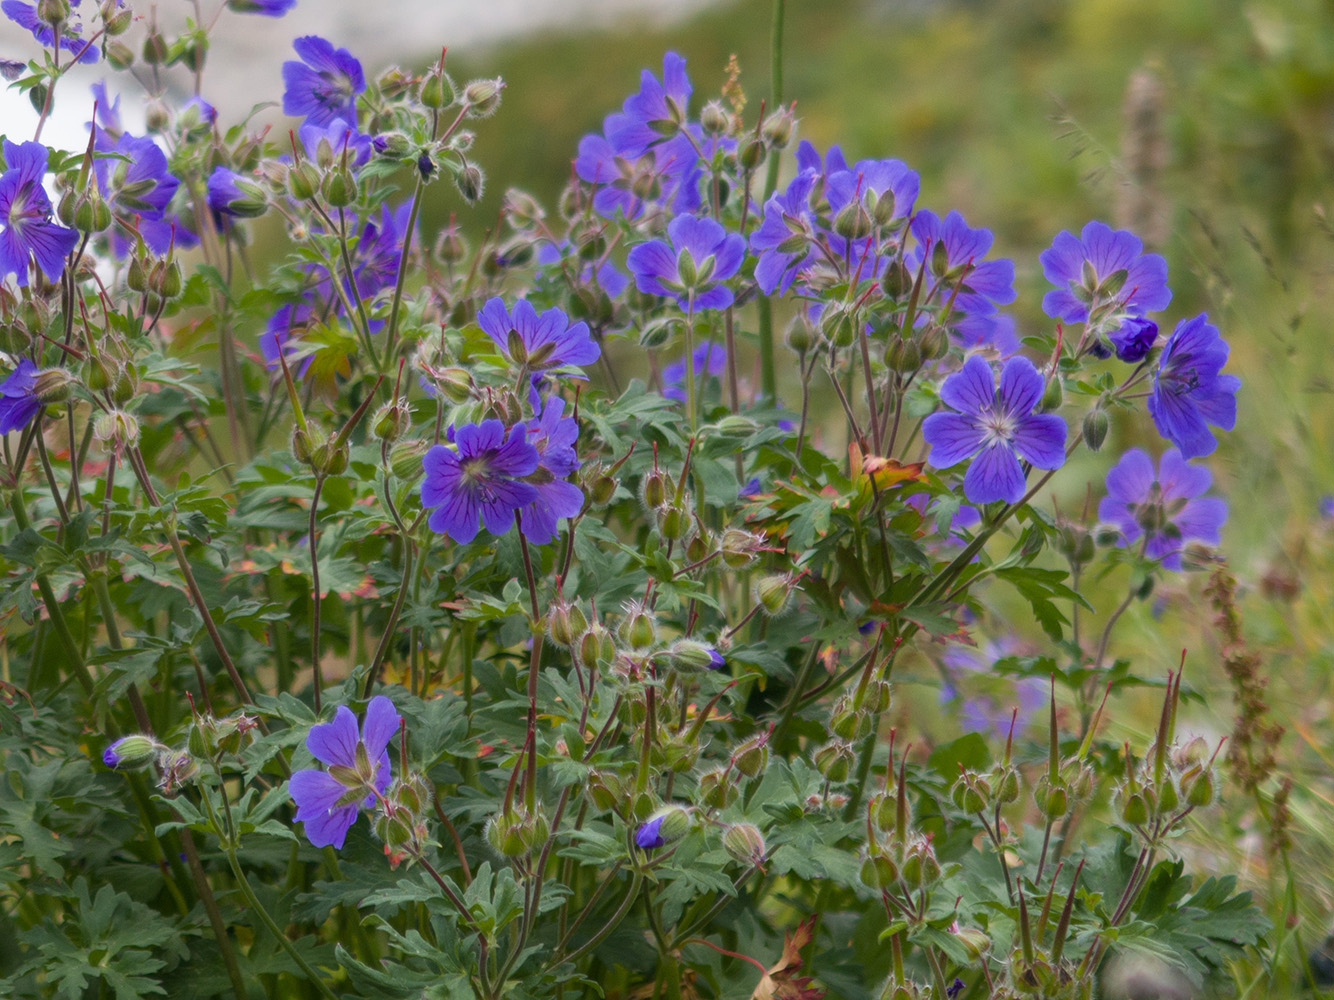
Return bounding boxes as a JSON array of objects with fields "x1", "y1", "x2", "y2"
[
  {"x1": 0, "y1": 140, "x2": 78, "y2": 286},
  {"x1": 282, "y1": 36, "x2": 365, "y2": 129},
  {"x1": 627, "y1": 214, "x2": 745, "y2": 311},
  {"x1": 1106, "y1": 316, "x2": 1158, "y2": 363},
  {"x1": 705, "y1": 645, "x2": 725, "y2": 670},
  {"x1": 350, "y1": 200, "x2": 412, "y2": 297},
  {"x1": 574, "y1": 129, "x2": 702, "y2": 220},
  {"x1": 907, "y1": 209, "x2": 1016, "y2": 310},
  {"x1": 1098, "y1": 448, "x2": 1226, "y2": 570},
  {"x1": 1147, "y1": 314, "x2": 1239, "y2": 459},
  {"x1": 635, "y1": 815, "x2": 666, "y2": 849},
  {"x1": 477, "y1": 298, "x2": 599, "y2": 371},
  {"x1": 922, "y1": 355, "x2": 1067, "y2": 505},
  {"x1": 606, "y1": 51, "x2": 692, "y2": 157},
  {"x1": 740, "y1": 476, "x2": 763, "y2": 498},
  {"x1": 289, "y1": 696, "x2": 401, "y2": 849},
  {"x1": 0, "y1": 359, "x2": 42, "y2": 433},
  {"x1": 206, "y1": 166, "x2": 266, "y2": 218},
  {"x1": 259, "y1": 301, "x2": 314, "y2": 375},
  {"x1": 2, "y1": 1, "x2": 100, "y2": 63},
  {"x1": 89, "y1": 81, "x2": 123, "y2": 137},
  {"x1": 299, "y1": 117, "x2": 371, "y2": 168},
  {"x1": 748, "y1": 171, "x2": 820, "y2": 295},
  {"x1": 663, "y1": 340, "x2": 725, "y2": 401},
  {"x1": 1039, "y1": 221, "x2": 1170, "y2": 325},
  {"x1": 941, "y1": 641, "x2": 1045, "y2": 739},
  {"x1": 825, "y1": 156, "x2": 920, "y2": 232},
  {"x1": 1322, "y1": 495, "x2": 1334, "y2": 520},
  {"x1": 93, "y1": 132, "x2": 182, "y2": 255},
  {"x1": 227, "y1": 0, "x2": 297, "y2": 13},
  {"x1": 518, "y1": 396, "x2": 584, "y2": 545},
  {"x1": 421, "y1": 420, "x2": 540, "y2": 543}
]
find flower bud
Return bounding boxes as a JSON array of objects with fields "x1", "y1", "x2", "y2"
[
  {"x1": 635, "y1": 805, "x2": 691, "y2": 849},
  {"x1": 585, "y1": 769, "x2": 625, "y2": 812},
  {"x1": 455, "y1": 163, "x2": 484, "y2": 203},
  {"x1": 101, "y1": 1, "x2": 131, "y2": 34},
  {"x1": 93, "y1": 410, "x2": 139, "y2": 448},
  {"x1": 668, "y1": 639, "x2": 725, "y2": 673},
  {"x1": 546, "y1": 600, "x2": 589, "y2": 648},
  {"x1": 288, "y1": 161, "x2": 321, "y2": 201},
  {"x1": 761, "y1": 106, "x2": 795, "y2": 148},
  {"x1": 832, "y1": 200, "x2": 872, "y2": 241},
  {"x1": 859, "y1": 849, "x2": 898, "y2": 890},
  {"x1": 697, "y1": 766, "x2": 736, "y2": 810},
  {"x1": 1082, "y1": 408, "x2": 1109, "y2": 452},
  {"x1": 1034, "y1": 775, "x2": 1069, "y2": 819},
  {"x1": 731, "y1": 732, "x2": 770, "y2": 778},
  {"x1": 141, "y1": 28, "x2": 169, "y2": 66},
  {"x1": 722, "y1": 823, "x2": 767, "y2": 866},
  {"x1": 33, "y1": 367, "x2": 75, "y2": 405},
  {"x1": 831, "y1": 697, "x2": 870, "y2": 741},
  {"x1": 720, "y1": 527, "x2": 762, "y2": 569},
  {"x1": 311, "y1": 440, "x2": 349, "y2": 476},
  {"x1": 502, "y1": 188, "x2": 544, "y2": 228},
  {"x1": 389, "y1": 439, "x2": 429, "y2": 482},
  {"x1": 815, "y1": 740, "x2": 854, "y2": 782},
  {"x1": 658, "y1": 501, "x2": 691, "y2": 540},
  {"x1": 584, "y1": 466, "x2": 617, "y2": 507},
  {"x1": 1038, "y1": 372, "x2": 1063, "y2": 412},
  {"x1": 37, "y1": 0, "x2": 68, "y2": 25},
  {"x1": 1182, "y1": 766, "x2": 1216, "y2": 808},
  {"x1": 106, "y1": 40, "x2": 133, "y2": 68},
  {"x1": 322, "y1": 166, "x2": 357, "y2": 207},
  {"x1": 992, "y1": 764, "x2": 1021, "y2": 804},
  {"x1": 1120, "y1": 789, "x2": 1149, "y2": 825},
  {"x1": 462, "y1": 77, "x2": 504, "y2": 117},
  {"x1": 754, "y1": 573, "x2": 794, "y2": 616},
  {"x1": 951, "y1": 772, "x2": 991, "y2": 814},
  {"x1": 577, "y1": 623, "x2": 616, "y2": 668},
  {"x1": 887, "y1": 337, "x2": 922, "y2": 373},
  {"x1": 700, "y1": 99, "x2": 730, "y2": 137},
  {"x1": 739, "y1": 137, "x2": 766, "y2": 171},
  {"x1": 619, "y1": 605, "x2": 658, "y2": 652},
  {"x1": 102, "y1": 734, "x2": 160, "y2": 769},
  {"x1": 641, "y1": 467, "x2": 670, "y2": 510},
  {"x1": 486, "y1": 810, "x2": 528, "y2": 856},
  {"x1": 419, "y1": 70, "x2": 456, "y2": 109}
]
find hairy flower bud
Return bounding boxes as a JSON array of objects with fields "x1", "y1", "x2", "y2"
[
  {"x1": 102, "y1": 734, "x2": 160, "y2": 769},
  {"x1": 730, "y1": 731, "x2": 770, "y2": 778},
  {"x1": 722, "y1": 823, "x2": 767, "y2": 866},
  {"x1": 700, "y1": 99, "x2": 730, "y2": 137},
  {"x1": 462, "y1": 77, "x2": 505, "y2": 117},
  {"x1": 455, "y1": 164, "x2": 484, "y2": 203},
  {"x1": 419, "y1": 70, "x2": 456, "y2": 109},
  {"x1": 1082, "y1": 407, "x2": 1109, "y2": 452},
  {"x1": 546, "y1": 599, "x2": 589, "y2": 648},
  {"x1": 697, "y1": 766, "x2": 737, "y2": 810},
  {"x1": 815, "y1": 740, "x2": 854, "y2": 782},
  {"x1": 754, "y1": 573, "x2": 795, "y2": 616},
  {"x1": 577, "y1": 623, "x2": 616, "y2": 669}
]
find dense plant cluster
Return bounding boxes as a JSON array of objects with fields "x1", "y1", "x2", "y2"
[{"x1": 0, "y1": 2, "x2": 1268, "y2": 998}]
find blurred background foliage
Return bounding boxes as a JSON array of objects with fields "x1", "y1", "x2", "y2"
[{"x1": 436, "y1": 0, "x2": 1334, "y2": 987}]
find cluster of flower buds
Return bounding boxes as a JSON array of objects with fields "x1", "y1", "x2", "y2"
[
  {"x1": 486, "y1": 803, "x2": 550, "y2": 858},
  {"x1": 1000, "y1": 863, "x2": 1089, "y2": 1000},
  {"x1": 103, "y1": 711, "x2": 258, "y2": 794},
  {"x1": 858, "y1": 749, "x2": 942, "y2": 898},
  {"x1": 1115, "y1": 669, "x2": 1221, "y2": 839},
  {"x1": 375, "y1": 771, "x2": 434, "y2": 867}
]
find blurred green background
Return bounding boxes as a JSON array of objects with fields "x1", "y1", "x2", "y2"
[{"x1": 440, "y1": 0, "x2": 1334, "y2": 980}]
